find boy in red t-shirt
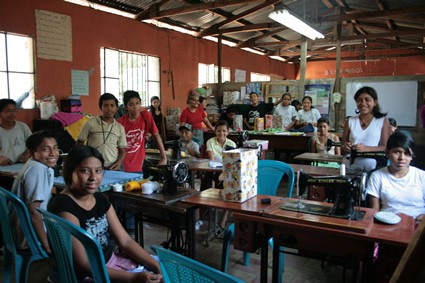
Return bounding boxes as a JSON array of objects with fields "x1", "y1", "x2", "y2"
[{"x1": 118, "y1": 91, "x2": 167, "y2": 172}]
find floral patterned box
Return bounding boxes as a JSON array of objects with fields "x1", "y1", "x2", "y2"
[
  {"x1": 265, "y1": 115, "x2": 273, "y2": 129},
  {"x1": 222, "y1": 148, "x2": 258, "y2": 202},
  {"x1": 254, "y1": 117, "x2": 264, "y2": 132},
  {"x1": 233, "y1": 115, "x2": 243, "y2": 132}
]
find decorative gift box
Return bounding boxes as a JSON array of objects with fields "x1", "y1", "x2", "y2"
[
  {"x1": 233, "y1": 115, "x2": 243, "y2": 132},
  {"x1": 165, "y1": 115, "x2": 179, "y2": 132},
  {"x1": 222, "y1": 148, "x2": 258, "y2": 202},
  {"x1": 265, "y1": 115, "x2": 273, "y2": 129},
  {"x1": 254, "y1": 117, "x2": 264, "y2": 132},
  {"x1": 272, "y1": 115, "x2": 284, "y2": 130}
]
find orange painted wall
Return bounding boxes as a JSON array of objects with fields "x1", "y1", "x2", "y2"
[
  {"x1": 298, "y1": 56, "x2": 425, "y2": 79},
  {"x1": 0, "y1": 0, "x2": 295, "y2": 128}
]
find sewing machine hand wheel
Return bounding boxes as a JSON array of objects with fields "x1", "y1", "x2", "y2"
[
  {"x1": 172, "y1": 162, "x2": 189, "y2": 184},
  {"x1": 360, "y1": 172, "x2": 367, "y2": 201}
]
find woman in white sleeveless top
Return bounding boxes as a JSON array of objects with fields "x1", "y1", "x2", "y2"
[{"x1": 342, "y1": 86, "x2": 391, "y2": 171}]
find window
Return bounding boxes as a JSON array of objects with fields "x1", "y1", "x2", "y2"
[
  {"x1": 198, "y1": 63, "x2": 230, "y2": 87},
  {"x1": 0, "y1": 32, "x2": 35, "y2": 109},
  {"x1": 250, "y1": 72, "x2": 270, "y2": 82},
  {"x1": 101, "y1": 48, "x2": 160, "y2": 106}
]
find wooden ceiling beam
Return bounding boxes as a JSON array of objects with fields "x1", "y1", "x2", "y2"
[
  {"x1": 135, "y1": 0, "x2": 171, "y2": 21},
  {"x1": 196, "y1": 0, "x2": 280, "y2": 37},
  {"x1": 277, "y1": 47, "x2": 424, "y2": 57},
  {"x1": 322, "y1": 5, "x2": 425, "y2": 22},
  {"x1": 206, "y1": 23, "x2": 282, "y2": 36},
  {"x1": 136, "y1": 0, "x2": 260, "y2": 20},
  {"x1": 237, "y1": 27, "x2": 287, "y2": 48},
  {"x1": 342, "y1": 28, "x2": 425, "y2": 41}
]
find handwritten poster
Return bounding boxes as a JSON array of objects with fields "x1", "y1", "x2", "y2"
[
  {"x1": 71, "y1": 70, "x2": 89, "y2": 96},
  {"x1": 304, "y1": 84, "x2": 331, "y2": 116},
  {"x1": 36, "y1": 10, "x2": 72, "y2": 61}
]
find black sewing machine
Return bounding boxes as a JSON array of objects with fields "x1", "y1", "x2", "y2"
[
  {"x1": 326, "y1": 138, "x2": 342, "y2": 151},
  {"x1": 164, "y1": 140, "x2": 187, "y2": 160},
  {"x1": 350, "y1": 150, "x2": 387, "y2": 169},
  {"x1": 236, "y1": 130, "x2": 249, "y2": 148},
  {"x1": 288, "y1": 171, "x2": 367, "y2": 220},
  {"x1": 142, "y1": 159, "x2": 189, "y2": 195}
]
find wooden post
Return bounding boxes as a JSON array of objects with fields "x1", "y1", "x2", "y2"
[
  {"x1": 217, "y1": 34, "x2": 222, "y2": 101},
  {"x1": 299, "y1": 36, "x2": 307, "y2": 98}
]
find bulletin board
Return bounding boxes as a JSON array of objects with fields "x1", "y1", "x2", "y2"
[
  {"x1": 346, "y1": 81, "x2": 418, "y2": 127},
  {"x1": 304, "y1": 84, "x2": 331, "y2": 116}
]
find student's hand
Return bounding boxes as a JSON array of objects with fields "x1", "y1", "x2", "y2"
[
  {"x1": 353, "y1": 143, "x2": 366, "y2": 152},
  {"x1": 157, "y1": 156, "x2": 167, "y2": 166},
  {"x1": 0, "y1": 156, "x2": 12, "y2": 166},
  {"x1": 108, "y1": 162, "x2": 122, "y2": 171},
  {"x1": 342, "y1": 142, "x2": 353, "y2": 153},
  {"x1": 145, "y1": 133, "x2": 152, "y2": 141},
  {"x1": 133, "y1": 271, "x2": 162, "y2": 283}
]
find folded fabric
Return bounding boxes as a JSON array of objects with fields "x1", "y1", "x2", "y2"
[
  {"x1": 209, "y1": 161, "x2": 223, "y2": 168},
  {"x1": 51, "y1": 112, "x2": 84, "y2": 127},
  {"x1": 64, "y1": 116, "x2": 88, "y2": 141}
]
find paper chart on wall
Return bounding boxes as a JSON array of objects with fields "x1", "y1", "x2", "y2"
[{"x1": 35, "y1": 9, "x2": 72, "y2": 61}]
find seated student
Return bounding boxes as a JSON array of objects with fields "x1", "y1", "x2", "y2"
[
  {"x1": 291, "y1": 99, "x2": 302, "y2": 112},
  {"x1": 48, "y1": 145, "x2": 163, "y2": 282},
  {"x1": 367, "y1": 131, "x2": 425, "y2": 224},
  {"x1": 311, "y1": 118, "x2": 341, "y2": 168},
  {"x1": 178, "y1": 123, "x2": 200, "y2": 158},
  {"x1": 77, "y1": 93, "x2": 127, "y2": 170},
  {"x1": 388, "y1": 117, "x2": 398, "y2": 134},
  {"x1": 243, "y1": 92, "x2": 276, "y2": 130},
  {"x1": 219, "y1": 105, "x2": 238, "y2": 130},
  {"x1": 205, "y1": 121, "x2": 236, "y2": 234},
  {"x1": 206, "y1": 120, "x2": 236, "y2": 162},
  {"x1": 295, "y1": 96, "x2": 321, "y2": 132},
  {"x1": 11, "y1": 130, "x2": 59, "y2": 255},
  {"x1": 118, "y1": 90, "x2": 167, "y2": 172},
  {"x1": 0, "y1": 98, "x2": 32, "y2": 165},
  {"x1": 273, "y1": 92, "x2": 297, "y2": 131},
  {"x1": 312, "y1": 118, "x2": 341, "y2": 155}
]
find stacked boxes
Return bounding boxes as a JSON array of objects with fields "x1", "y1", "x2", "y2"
[
  {"x1": 272, "y1": 115, "x2": 284, "y2": 130},
  {"x1": 166, "y1": 108, "x2": 181, "y2": 134},
  {"x1": 222, "y1": 148, "x2": 258, "y2": 202}
]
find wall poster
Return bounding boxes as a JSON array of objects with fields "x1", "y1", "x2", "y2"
[{"x1": 304, "y1": 84, "x2": 331, "y2": 118}]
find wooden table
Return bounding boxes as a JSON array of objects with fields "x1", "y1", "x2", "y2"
[
  {"x1": 233, "y1": 200, "x2": 415, "y2": 283},
  {"x1": 294, "y1": 152, "x2": 343, "y2": 164},
  {"x1": 106, "y1": 188, "x2": 198, "y2": 258}
]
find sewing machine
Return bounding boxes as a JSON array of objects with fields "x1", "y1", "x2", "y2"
[
  {"x1": 236, "y1": 130, "x2": 249, "y2": 148},
  {"x1": 350, "y1": 150, "x2": 387, "y2": 169},
  {"x1": 293, "y1": 171, "x2": 367, "y2": 220},
  {"x1": 326, "y1": 138, "x2": 342, "y2": 151},
  {"x1": 142, "y1": 159, "x2": 189, "y2": 195}
]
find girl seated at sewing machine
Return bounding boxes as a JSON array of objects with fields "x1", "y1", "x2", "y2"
[
  {"x1": 311, "y1": 118, "x2": 341, "y2": 168},
  {"x1": 366, "y1": 130, "x2": 425, "y2": 224}
]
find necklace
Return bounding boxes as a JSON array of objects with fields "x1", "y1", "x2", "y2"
[
  {"x1": 359, "y1": 115, "x2": 373, "y2": 128},
  {"x1": 100, "y1": 117, "x2": 114, "y2": 144}
]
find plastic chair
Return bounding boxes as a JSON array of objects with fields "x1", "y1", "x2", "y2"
[
  {"x1": 151, "y1": 245, "x2": 244, "y2": 283},
  {"x1": 221, "y1": 160, "x2": 295, "y2": 283},
  {"x1": 36, "y1": 208, "x2": 110, "y2": 283},
  {"x1": 0, "y1": 187, "x2": 49, "y2": 283}
]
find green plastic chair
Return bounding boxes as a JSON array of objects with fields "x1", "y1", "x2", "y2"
[
  {"x1": 0, "y1": 187, "x2": 49, "y2": 283},
  {"x1": 151, "y1": 245, "x2": 244, "y2": 283},
  {"x1": 221, "y1": 160, "x2": 295, "y2": 283},
  {"x1": 36, "y1": 208, "x2": 110, "y2": 283}
]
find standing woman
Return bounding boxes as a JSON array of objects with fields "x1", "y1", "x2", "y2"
[
  {"x1": 149, "y1": 96, "x2": 166, "y2": 147},
  {"x1": 179, "y1": 91, "x2": 214, "y2": 145},
  {"x1": 295, "y1": 96, "x2": 321, "y2": 131},
  {"x1": 273, "y1": 92, "x2": 297, "y2": 131},
  {"x1": 342, "y1": 86, "x2": 391, "y2": 171}
]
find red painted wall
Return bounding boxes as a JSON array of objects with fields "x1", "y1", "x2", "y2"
[{"x1": 0, "y1": 0, "x2": 295, "y2": 128}]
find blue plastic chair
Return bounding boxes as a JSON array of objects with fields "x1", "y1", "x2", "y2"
[
  {"x1": 221, "y1": 160, "x2": 295, "y2": 283},
  {"x1": 37, "y1": 208, "x2": 110, "y2": 283},
  {"x1": 151, "y1": 245, "x2": 244, "y2": 283},
  {"x1": 0, "y1": 187, "x2": 49, "y2": 283}
]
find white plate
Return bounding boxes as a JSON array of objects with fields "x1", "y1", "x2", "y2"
[{"x1": 374, "y1": 211, "x2": 401, "y2": 225}]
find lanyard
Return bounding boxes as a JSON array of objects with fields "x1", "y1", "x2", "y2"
[{"x1": 100, "y1": 117, "x2": 114, "y2": 144}]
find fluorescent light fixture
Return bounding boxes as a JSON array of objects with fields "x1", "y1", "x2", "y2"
[
  {"x1": 270, "y1": 55, "x2": 287, "y2": 62},
  {"x1": 268, "y1": 9, "x2": 324, "y2": 40}
]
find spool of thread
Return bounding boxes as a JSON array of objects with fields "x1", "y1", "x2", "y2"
[
  {"x1": 125, "y1": 181, "x2": 141, "y2": 192},
  {"x1": 340, "y1": 164, "x2": 346, "y2": 176}
]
